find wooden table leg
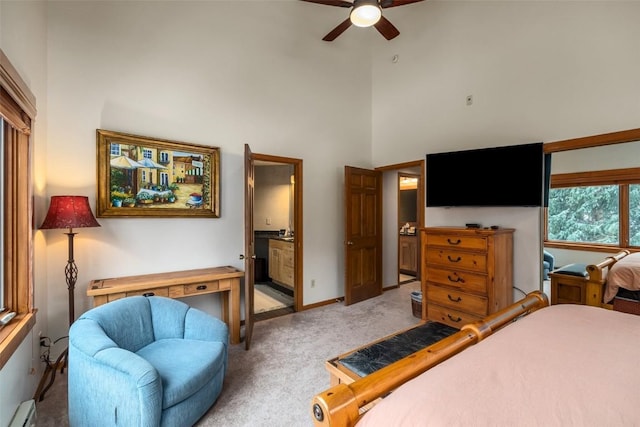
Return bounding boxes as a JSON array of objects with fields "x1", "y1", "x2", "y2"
[
  {"x1": 221, "y1": 286, "x2": 230, "y2": 328},
  {"x1": 219, "y1": 278, "x2": 240, "y2": 344},
  {"x1": 229, "y1": 279, "x2": 240, "y2": 344}
]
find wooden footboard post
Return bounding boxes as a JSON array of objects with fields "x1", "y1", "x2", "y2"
[
  {"x1": 312, "y1": 383, "x2": 360, "y2": 427},
  {"x1": 586, "y1": 250, "x2": 630, "y2": 308}
]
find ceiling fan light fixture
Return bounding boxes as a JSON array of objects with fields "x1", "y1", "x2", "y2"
[{"x1": 350, "y1": 0, "x2": 382, "y2": 28}]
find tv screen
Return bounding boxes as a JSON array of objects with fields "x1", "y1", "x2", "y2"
[{"x1": 426, "y1": 142, "x2": 544, "y2": 207}]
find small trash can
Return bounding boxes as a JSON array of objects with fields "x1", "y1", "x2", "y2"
[{"x1": 410, "y1": 291, "x2": 422, "y2": 318}]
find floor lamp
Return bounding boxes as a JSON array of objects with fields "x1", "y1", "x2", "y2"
[{"x1": 35, "y1": 195, "x2": 100, "y2": 401}]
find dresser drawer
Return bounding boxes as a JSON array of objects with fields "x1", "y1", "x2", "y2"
[
  {"x1": 425, "y1": 248, "x2": 487, "y2": 273},
  {"x1": 427, "y1": 284, "x2": 488, "y2": 315},
  {"x1": 425, "y1": 233, "x2": 487, "y2": 251},
  {"x1": 126, "y1": 287, "x2": 169, "y2": 298},
  {"x1": 425, "y1": 267, "x2": 487, "y2": 295},
  {"x1": 427, "y1": 303, "x2": 482, "y2": 328},
  {"x1": 184, "y1": 281, "x2": 219, "y2": 295}
]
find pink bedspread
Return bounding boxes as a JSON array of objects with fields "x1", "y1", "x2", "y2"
[
  {"x1": 604, "y1": 252, "x2": 640, "y2": 303},
  {"x1": 358, "y1": 304, "x2": 640, "y2": 426}
]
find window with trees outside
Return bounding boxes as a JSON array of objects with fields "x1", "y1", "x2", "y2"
[{"x1": 546, "y1": 168, "x2": 640, "y2": 249}]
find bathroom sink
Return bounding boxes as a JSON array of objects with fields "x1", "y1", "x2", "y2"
[{"x1": 280, "y1": 237, "x2": 294, "y2": 242}]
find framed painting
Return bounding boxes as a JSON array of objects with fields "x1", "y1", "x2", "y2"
[{"x1": 96, "y1": 129, "x2": 220, "y2": 218}]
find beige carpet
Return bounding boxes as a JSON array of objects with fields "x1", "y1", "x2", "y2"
[
  {"x1": 35, "y1": 281, "x2": 422, "y2": 426},
  {"x1": 254, "y1": 284, "x2": 292, "y2": 314}
]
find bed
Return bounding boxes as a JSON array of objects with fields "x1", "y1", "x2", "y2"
[
  {"x1": 550, "y1": 250, "x2": 640, "y2": 309},
  {"x1": 591, "y1": 250, "x2": 640, "y2": 306},
  {"x1": 310, "y1": 291, "x2": 640, "y2": 426}
]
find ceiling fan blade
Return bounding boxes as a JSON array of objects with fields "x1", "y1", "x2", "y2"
[
  {"x1": 323, "y1": 18, "x2": 352, "y2": 41},
  {"x1": 381, "y1": 0, "x2": 425, "y2": 9},
  {"x1": 374, "y1": 16, "x2": 400, "y2": 40},
  {"x1": 299, "y1": 0, "x2": 353, "y2": 7}
]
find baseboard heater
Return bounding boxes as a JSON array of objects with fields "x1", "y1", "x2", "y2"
[{"x1": 9, "y1": 399, "x2": 36, "y2": 427}]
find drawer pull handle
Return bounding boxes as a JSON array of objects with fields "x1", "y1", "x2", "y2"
[
  {"x1": 447, "y1": 294, "x2": 462, "y2": 302},
  {"x1": 143, "y1": 292, "x2": 155, "y2": 297},
  {"x1": 196, "y1": 285, "x2": 207, "y2": 291},
  {"x1": 447, "y1": 274, "x2": 465, "y2": 283},
  {"x1": 447, "y1": 314, "x2": 462, "y2": 323},
  {"x1": 447, "y1": 238, "x2": 461, "y2": 245},
  {"x1": 447, "y1": 255, "x2": 462, "y2": 263}
]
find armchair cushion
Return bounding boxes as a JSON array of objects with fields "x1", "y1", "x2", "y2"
[
  {"x1": 137, "y1": 338, "x2": 226, "y2": 409},
  {"x1": 69, "y1": 296, "x2": 228, "y2": 427}
]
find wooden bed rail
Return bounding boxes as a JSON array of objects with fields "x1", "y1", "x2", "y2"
[
  {"x1": 310, "y1": 291, "x2": 549, "y2": 427},
  {"x1": 586, "y1": 250, "x2": 630, "y2": 283}
]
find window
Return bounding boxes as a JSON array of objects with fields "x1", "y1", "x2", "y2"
[
  {"x1": 110, "y1": 143, "x2": 121, "y2": 156},
  {"x1": 630, "y1": 184, "x2": 640, "y2": 246},
  {"x1": 143, "y1": 148, "x2": 152, "y2": 159},
  {"x1": 0, "y1": 49, "x2": 37, "y2": 369},
  {"x1": 546, "y1": 168, "x2": 640, "y2": 250},
  {"x1": 0, "y1": 119, "x2": 4, "y2": 311},
  {"x1": 160, "y1": 151, "x2": 169, "y2": 163}
]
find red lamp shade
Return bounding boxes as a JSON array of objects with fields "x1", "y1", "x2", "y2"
[{"x1": 40, "y1": 196, "x2": 101, "y2": 230}]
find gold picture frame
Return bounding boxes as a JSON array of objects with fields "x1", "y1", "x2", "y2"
[{"x1": 96, "y1": 129, "x2": 220, "y2": 218}]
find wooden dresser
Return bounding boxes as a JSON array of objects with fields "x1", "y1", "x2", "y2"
[{"x1": 421, "y1": 227, "x2": 514, "y2": 328}]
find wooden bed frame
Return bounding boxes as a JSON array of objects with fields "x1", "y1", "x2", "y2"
[
  {"x1": 310, "y1": 291, "x2": 549, "y2": 427},
  {"x1": 585, "y1": 250, "x2": 631, "y2": 308},
  {"x1": 310, "y1": 251, "x2": 634, "y2": 426},
  {"x1": 549, "y1": 250, "x2": 631, "y2": 308}
]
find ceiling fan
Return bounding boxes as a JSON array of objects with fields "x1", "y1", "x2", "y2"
[{"x1": 300, "y1": 0, "x2": 425, "y2": 41}]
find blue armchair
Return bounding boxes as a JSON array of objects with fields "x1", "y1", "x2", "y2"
[
  {"x1": 68, "y1": 296, "x2": 228, "y2": 427},
  {"x1": 543, "y1": 250, "x2": 555, "y2": 280}
]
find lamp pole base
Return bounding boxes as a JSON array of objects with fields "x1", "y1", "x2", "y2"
[{"x1": 34, "y1": 346, "x2": 68, "y2": 402}]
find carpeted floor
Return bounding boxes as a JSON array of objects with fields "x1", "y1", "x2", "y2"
[{"x1": 35, "y1": 281, "x2": 423, "y2": 426}]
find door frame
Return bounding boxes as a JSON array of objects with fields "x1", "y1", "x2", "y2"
[
  {"x1": 397, "y1": 171, "x2": 421, "y2": 280},
  {"x1": 252, "y1": 152, "x2": 303, "y2": 312},
  {"x1": 376, "y1": 160, "x2": 425, "y2": 284}
]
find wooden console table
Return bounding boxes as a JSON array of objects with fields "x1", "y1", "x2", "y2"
[{"x1": 87, "y1": 266, "x2": 244, "y2": 344}]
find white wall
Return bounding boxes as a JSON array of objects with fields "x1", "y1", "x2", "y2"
[
  {"x1": 371, "y1": 1, "x2": 640, "y2": 297},
  {"x1": 382, "y1": 170, "x2": 399, "y2": 287},
  {"x1": 0, "y1": 1, "x2": 48, "y2": 425},
  {"x1": 254, "y1": 165, "x2": 293, "y2": 232},
  {"x1": 44, "y1": 1, "x2": 373, "y2": 341}
]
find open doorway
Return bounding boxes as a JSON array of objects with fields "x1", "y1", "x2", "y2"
[
  {"x1": 252, "y1": 155, "x2": 302, "y2": 322},
  {"x1": 377, "y1": 160, "x2": 424, "y2": 290},
  {"x1": 398, "y1": 172, "x2": 420, "y2": 284}
]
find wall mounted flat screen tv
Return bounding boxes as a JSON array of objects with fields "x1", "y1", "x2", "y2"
[{"x1": 426, "y1": 142, "x2": 544, "y2": 207}]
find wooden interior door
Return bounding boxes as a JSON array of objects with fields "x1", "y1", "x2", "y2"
[
  {"x1": 344, "y1": 166, "x2": 382, "y2": 305},
  {"x1": 243, "y1": 144, "x2": 255, "y2": 350}
]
